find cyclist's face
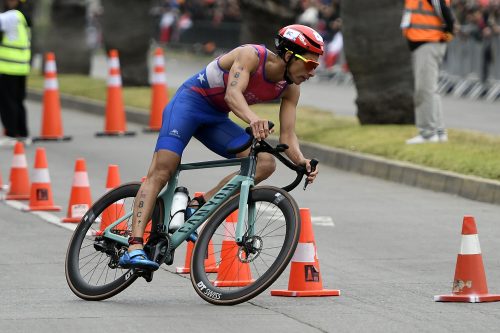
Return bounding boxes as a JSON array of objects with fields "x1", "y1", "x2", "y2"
[{"x1": 287, "y1": 51, "x2": 320, "y2": 84}]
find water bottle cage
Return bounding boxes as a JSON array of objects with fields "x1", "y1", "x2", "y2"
[{"x1": 170, "y1": 209, "x2": 186, "y2": 220}]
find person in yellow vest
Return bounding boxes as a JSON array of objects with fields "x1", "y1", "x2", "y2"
[
  {"x1": 402, "y1": 0, "x2": 456, "y2": 144},
  {"x1": 0, "y1": 0, "x2": 31, "y2": 147}
]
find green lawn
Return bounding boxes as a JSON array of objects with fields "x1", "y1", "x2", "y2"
[{"x1": 28, "y1": 73, "x2": 500, "y2": 181}]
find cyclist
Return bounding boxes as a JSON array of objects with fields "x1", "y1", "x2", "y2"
[{"x1": 119, "y1": 24, "x2": 323, "y2": 270}]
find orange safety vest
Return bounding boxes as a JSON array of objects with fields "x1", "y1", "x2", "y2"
[{"x1": 403, "y1": 0, "x2": 449, "y2": 42}]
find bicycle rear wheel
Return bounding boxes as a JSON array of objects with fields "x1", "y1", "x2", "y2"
[
  {"x1": 65, "y1": 182, "x2": 162, "y2": 301},
  {"x1": 190, "y1": 186, "x2": 300, "y2": 305}
]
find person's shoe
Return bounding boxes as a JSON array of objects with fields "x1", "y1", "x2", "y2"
[
  {"x1": 0, "y1": 136, "x2": 17, "y2": 147},
  {"x1": 405, "y1": 134, "x2": 439, "y2": 144},
  {"x1": 119, "y1": 249, "x2": 160, "y2": 271},
  {"x1": 438, "y1": 133, "x2": 448, "y2": 142},
  {"x1": 18, "y1": 137, "x2": 33, "y2": 146}
]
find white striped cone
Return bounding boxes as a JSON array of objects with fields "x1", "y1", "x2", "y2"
[
  {"x1": 213, "y1": 210, "x2": 253, "y2": 286},
  {"x1": 434, "y1": 216, "x2": 500, "y2": 302},
  {"x1": 271, "y1": 208, "x2": 340, "y2": 297},
  {"x1": 62, "y1": 158, "x2": 92, "y2": 223},
  {"x1": 6, "y1": 141, "x2": 30, "y2": 200},
  {"x1": 96, "y1": 49, "x2": 135, "y2": 136},
  {"x1": 34, "y1": 52, "x2": 71, "y2": 141},
  {"x1": 145, "y1": 47, "x2": 169, "y2": 132},
  {"x1": 25, "y1": 147, "x2": 61, "y2": 211},
  {"x1": 100, "y1": 165, "x2": 125, "y2": 231}
]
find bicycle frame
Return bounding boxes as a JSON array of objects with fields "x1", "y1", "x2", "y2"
[{"x1": 102, "y1": 154, "x2": 259, "y2": 249}]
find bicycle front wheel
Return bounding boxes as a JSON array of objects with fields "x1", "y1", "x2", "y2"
[{"x1": 190, "y1": 186, "x2": 301, "y2": 305}]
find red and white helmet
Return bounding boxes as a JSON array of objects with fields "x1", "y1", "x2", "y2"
[{"x1": 276, "y1": 24, "x2": 324, "y2": 56}]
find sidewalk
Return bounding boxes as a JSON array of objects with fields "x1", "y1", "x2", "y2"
[{"x1": 27, "y1": 89, "x2": 500, "y2": 205}]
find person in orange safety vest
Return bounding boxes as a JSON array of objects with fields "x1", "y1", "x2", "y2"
[{"x1": 402, "y1": 0, "x2": 456, "y2": 144}]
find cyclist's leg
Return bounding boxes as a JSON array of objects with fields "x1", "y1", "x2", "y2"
[
  {"x1": 194, "y1": 117, "x2": 276, "y2": 200},
  {"x1": 121, "y1": 88, "x2": 200, "y2": 269}
]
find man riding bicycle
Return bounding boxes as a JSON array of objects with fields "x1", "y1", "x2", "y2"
[{"x1": 119, "y1": 24, "x2": 323, "y2": 270}]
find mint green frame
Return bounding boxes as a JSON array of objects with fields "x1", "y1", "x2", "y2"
[{"x1": 102, "y1": 155, "x2": 258, "y2": 249}]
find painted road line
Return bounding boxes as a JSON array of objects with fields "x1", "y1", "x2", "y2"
[{"x1": 4, "y1": 200, "x2": 78, "y2": 233}]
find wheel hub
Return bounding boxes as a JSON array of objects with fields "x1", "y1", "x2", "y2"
[{"x1": 238, "y1": 236, "x2": 263, "y2": 263}]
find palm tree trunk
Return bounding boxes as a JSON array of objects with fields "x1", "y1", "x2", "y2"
[
  {"x1": 46, "y1": 0, "x2": 91, "y2": 74},
  {"x1": 238, "y1": 0, "x2": 300, "y2": 47},
  {"x1": 101, "y1": 0, "x2": 154, "y2": 86},
  {"x1": 342, "y1": 0, "x2": 414, "y2": 124}
]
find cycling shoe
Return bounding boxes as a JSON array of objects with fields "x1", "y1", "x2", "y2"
[{"x1": 119, "y1": 249, "x2": 160, "y2": 271}]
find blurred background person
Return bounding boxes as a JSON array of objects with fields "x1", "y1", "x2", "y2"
[
  {"x1": 402, "y1": 0, "x2": 456, "y2": 144},
  {"x1": 0, "y1": 0, "x2": 31, "y2": 147}
]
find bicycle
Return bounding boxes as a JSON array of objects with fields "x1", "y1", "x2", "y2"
[{"x1": 65, "y1": 124, "x2": 318, "y2": 305}]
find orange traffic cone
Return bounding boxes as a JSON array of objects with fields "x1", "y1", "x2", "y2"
[
  {"x1": 100, "y1": 165, "x2": 127, "y2": 232},
  {"x1": 6, "y1": 141, "x2": 30, "y2": 200},
  {"x1": 176, "y1": 192, "x2": 218, "y2": 274},
  {"x1": 434, "y1": 216, "x2": 500, "y2": 303},
  {"x1": 213, "y1": 209, "x2": 253, "y2": 287},
  {"x1": 33, "y1": 52, "x2": 71, "y2": 142},
  {"x1": 144, "y1": 47, "x2": 169, "y2": 132},
  {"x1": 24, "y1": 147, "x2": 61, "y2": 211},
  {"x1": 271, "y1": 208, "x2": 340, "y2": 297},
  {"x1": 96, "y1": 49, "x2": 135, "y2": 137},
  {"x1": 0, "y1": 169, "x2": 7, "y2": 191},
  {"x1": 62, "y1": 158, "x2": 92, "y2": 223}
]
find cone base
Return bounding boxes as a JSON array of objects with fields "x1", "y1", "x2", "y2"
[
  {"x1": 95, "y1": 131, "x2": 136, "y2": 137},
  {"x1": 24, "y1": 205, "x2": 62, "y2": 212},
  {"x1": 434, "y1": 293, "x2": 500, "y2": 303},
  {"x1": 176, "y1": 266, "x2": 218, "y2": 274},
  {"x1": 5, "y1": 194, "x2": 30, "y2": 200},
  {"x1": 143, "y1": 127, "x2": 160, "y2": 133},
  {"x1": 271, "y1": 289, "x2": 341, "y2": 297},
  {"x1": 32, "y1": 136, "x2": 72, "y2": 142},
  {"x1": 213, "y1": 279, "x2": 254, "y2": 287},
  {"x1": 62, "y1": 217, "x2": 83, "y2": 223}
]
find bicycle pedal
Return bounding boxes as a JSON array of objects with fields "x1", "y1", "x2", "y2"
[{"x1": 134, "y1": 268, "x2": 154, "y2": 283}]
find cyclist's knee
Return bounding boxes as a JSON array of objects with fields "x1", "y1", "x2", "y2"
[
  {"x1": 256, "y1": 154, "x2": 276, "y2": 181},
  {"x1": 148, "y1": 150, "x2": 180, "y2": 186}
]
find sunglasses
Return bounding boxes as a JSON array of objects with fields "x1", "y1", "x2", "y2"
[{"x1": 289, "y1": 51, "x2": 320, "y2": 71}]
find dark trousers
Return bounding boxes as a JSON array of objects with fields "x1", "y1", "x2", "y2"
[{"x1": 0, "y1": 74, "x2": 28, "y2": 138}]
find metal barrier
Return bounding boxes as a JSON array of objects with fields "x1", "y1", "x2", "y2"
[{"x1": 439, "y1": 35, "x2": 500, "y2": 102}]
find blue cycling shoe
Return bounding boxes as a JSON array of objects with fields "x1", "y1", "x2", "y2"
[{"x1": 119, "y1": 249, "x2": 160, "y2": 271}]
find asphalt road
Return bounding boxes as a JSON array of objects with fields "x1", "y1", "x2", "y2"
[{"x1": 2, "y1": 100, "x2": 500, "y2": 332}]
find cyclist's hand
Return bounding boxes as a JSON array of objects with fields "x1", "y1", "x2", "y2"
[
  {"x1": 303, "y1": 159, "x2": 319, "y2": 185},
  {"x1": 250, "y1": 119, "x2": 271, "y2": 141}
]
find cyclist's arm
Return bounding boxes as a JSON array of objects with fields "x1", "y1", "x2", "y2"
[
  {"x1": 224, "y1": 46, "x2": 269, "y2": 139},
  {"x1": 279, "y1": 84, "x2": 305, "y2": 164},
  {"x1": 279, "y1": 85, "x2": 319, "y2": 183}
]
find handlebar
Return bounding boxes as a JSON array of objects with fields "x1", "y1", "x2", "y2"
[{"x1": 228, "y1": 121, "x2": 318, "y2": 192}]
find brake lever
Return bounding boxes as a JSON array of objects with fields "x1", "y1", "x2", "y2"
[{"x1": 303, "y1": 159, "x2": 319, "y2": 190}]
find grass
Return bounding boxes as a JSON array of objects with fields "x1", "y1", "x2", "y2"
[{"x1": 28, "y1": 72, "x2": 500, "y2": 181}]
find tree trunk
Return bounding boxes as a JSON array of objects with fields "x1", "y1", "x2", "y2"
[
  {"x1": 45, "y1": 0, "x2": 91, "y2": 74},
  {"x1": 342, "y1": 0, "x2": 414, "y2": 124},
  {"x1": 101, "y1": 0, "x2": 153, "y2": 86},
  {"x1": 238, "y1": 0, "x2": 301, "y2": 47}
]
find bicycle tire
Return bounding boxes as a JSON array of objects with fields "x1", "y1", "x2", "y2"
[
  {"x1": 65, "y1": 182, "x2": 162, "y2": 301},
  {"x1": 190, "y1": 186, "x2": 300, "y2": 305}
]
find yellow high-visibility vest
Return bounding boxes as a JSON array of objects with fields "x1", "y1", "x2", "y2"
[
  {"x1": 402, "y1": 0, "x2": 449, "y2": 42},
  {"x1": 0, "y1": 10, "x2": 31, "y2": 75}
]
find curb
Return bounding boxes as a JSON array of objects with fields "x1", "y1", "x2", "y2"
[{"x1": 27, "y1": 89, "x2": 500, "y2": 205}]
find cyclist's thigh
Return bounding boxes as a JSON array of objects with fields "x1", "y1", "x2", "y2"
[
  {"x1": 155, "y1": 88, "x2": 209, "y2": 156},
  {"x1": 194, "y1": 115, "x2": 250, "y2": 158}
]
